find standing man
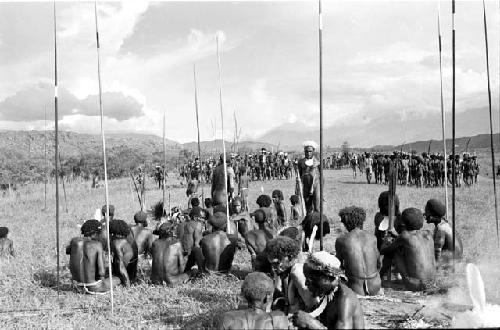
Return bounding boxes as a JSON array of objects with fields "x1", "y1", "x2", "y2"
[
  {"x1": 296, "y1": 141, "x2": 321, "y2": 214},
  {"x1": 211, "y1": 154, "x2": 229, "y2": 207}
]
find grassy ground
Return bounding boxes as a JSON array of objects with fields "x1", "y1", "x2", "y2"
[{"x1": 1, "y1": 169, "x2": 499, "y2": 328}]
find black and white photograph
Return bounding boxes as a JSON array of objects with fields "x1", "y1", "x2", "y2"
[{"x1": 0, "y1": 0, "x2": 500, "y2": 328}]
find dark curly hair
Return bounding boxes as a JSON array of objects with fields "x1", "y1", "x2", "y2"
[
  {"x1": 101, "y1": 204, "x2": 115, "y2": 217},
  {"x1": 272, "y1": 190, "x2": 284, "y2": 201},
  {"x1": 290, "y1": 195, "x2": 299, "y2": 205},
  {"x1": 241, "y1": 272, "x2": 274, "y2": 304},
  {"x1": 81, "y1": 220, "x2": 102, "y2": 237},
  {"x1": 279, "y1": 227, "x2": 300, "y2": 241},
  {"x1": 302, "y1": 211, "x2": 330, "y2": 240},
  {"x1": 0, "y1": 227, "x2": 9, "y2": 239},
  {"x1": 256, "y1": 195, "x2": 272, "y2": 208},
  {"x1": 265, "y1": 236, "x2": 300, "y2": 261},
  {"x1": 134, "y1": 211, "x2": 148, "y2": 226},
  {"x1": 204, "y1": 198, "x2": 213, "y2": 208},
  {"x1": 253, "y1": 209, "x2": 267, "y2": 224},
  {"x1": 191, "y1": 197, "x2": 200, "y2": 207},
  {"x1": 378, "y1": 191, "x2": 400, "y2": 216},
  {"x1": 339, "y1": 206, "x2": 366, "y2": 231},
  {"x1": 109, "y1": 219, "x2": 131, "y2": 238}
]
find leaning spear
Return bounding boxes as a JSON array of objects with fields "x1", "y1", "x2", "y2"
[
  {"x1": 481, "y1": 0, "x2": 499, "y2": 245},
  {"x1": 216, "y1": 35, "x2": 231, "y2": 233},
  {"x1": 94, "y1": 0, "x2": 115, "y2": 314}
]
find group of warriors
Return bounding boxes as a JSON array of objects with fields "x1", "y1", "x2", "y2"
[
  {"x1": 349, "y1": 151, "x2": 480, "y2": 187},
  {"x1": 0, "y1": 140, "x2": 456, "y2": 328},
  {"x1": 176, "y1": 148, "x2": 297, "y2": 187}
]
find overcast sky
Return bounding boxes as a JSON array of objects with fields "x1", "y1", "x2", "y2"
[{"x1": 1, "y1": 0, "x2": 499, "y2": 145}]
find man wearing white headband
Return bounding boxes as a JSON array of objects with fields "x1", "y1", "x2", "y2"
[
  {"x1": 292, "y1": 251, "x2": 365, "y2": 329},
  {"x1": 296, "y1": 141, "x2": 321, "y2": 214}
]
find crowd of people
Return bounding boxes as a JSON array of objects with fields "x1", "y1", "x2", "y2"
[
  {"x1": 349, "y1": 151, "x2": 480, "y2": 187},
  {"x1": 0, "y1": 141, "x2": 468, "y2": 328}
]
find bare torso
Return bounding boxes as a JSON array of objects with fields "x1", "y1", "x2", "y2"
[
  {"x1": 151, "y1": 238, "x2": 187, "y2": 285},
  {"x1": 200, "y1": 231, "x2": 236, "y2": 272},
  {"x1": 130, "y1": 225, "x2": 156, "y2": 256},
  {"x1": 214, "y1": 309, "x2": 288, "y2": 330}
]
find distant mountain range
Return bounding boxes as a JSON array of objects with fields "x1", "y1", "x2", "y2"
[{"x1": 0, "y1": 128, "x2": 498, "y2": 160}]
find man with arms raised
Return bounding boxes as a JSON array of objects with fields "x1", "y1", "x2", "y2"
[
  {"x1": 130, "y1": 211, "x2": 156, "y2": 258},
  {"x1": 66, "y1": 220, "x2": 120, "y2": 294},
  {"x1": 150, "y1": 222, "x2": 189, "y2": 286},
  {"x1": 213, "y1": 272, "x2": 289, "y2": 329},
  {"x1": 336, "y1": 206, "x2": 381, "y2": 296},
  {"x1": 380, "y1": 208, "x2": 436, "y2": 291},
  {"x1": 424, "y1": 199, "x2": 463, "y2": 265},
  {"x1": 296, "y1": 141, "x2": 321, "y2": 213},
  {"x1": 109, "y1": 219, "x2": 138, "y2": 287},
  {"x1": 292, "y1": 251, "x2": 365, "y2": 329},
  {"x1": 200, "y1": 212, "x2": 237, "y2": 272}
]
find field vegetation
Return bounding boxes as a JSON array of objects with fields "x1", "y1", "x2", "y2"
[{"x1": 0, "y1": 169, "x2": 499, "y2": 328}]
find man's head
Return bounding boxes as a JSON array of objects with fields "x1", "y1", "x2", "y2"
[
  {"x1": 204, "y1": 198, "x2": 213, "y2": 208},
  {"x1": 265, "y1": 236, "x2": 300, "y2": 276},
  {"x1": 154, "y1": 222, "x2": 177, "y2": 239},
  {"x1": 241, "y1": 272, "x2": 275, "y2": 309},
  {"x1": 290, "y1": 195, "x2": 299, "y2": 206},
  {"x1": 256, "y1": 195, "x2": 272, "y2": 208},
  {"x1": 81, "y1": 220, "x2": 102, "y2": 237},
  {"x1": 232, "y1": 196, "x2": 242, "y2": 214},
  {"x1": 109, "y1": 219, "x2": 131, "y2": 238},
  {"x1": 0, "y1": 227, "x2": 9, "y2": 239},
  {"x1": 279, "y1": 227, "x2": 301, "y2": 243},
  {"x1": 134, "y1": 211, "x2": 148, "y2": 227},
  {"x1": 424, "y1": 199, "x2": 446, "y2": 224},
  {"x1": 271, "y1": 190, "x2": 284, "y2": 202},
  {"x1": 378, "y1": 191, "x2": 400, "y2": 216},
  {"x1": 401, "y1": 208, "x2": 424, "y2": 231},
  {"x1": 303, "y1": 251, "x2": 341, "y2": 297},
  {"x1": 191, "y1": 197, "x2": 200, "y2": 207},
  {"x1": 303, "y1": 141, "x2": 317, "y2": 160},
  {"x1": 339, "y1": 206, "x2": 366, "y2": 231},
  {"x1": 301, "y1": 211, "x2": 330, "y2": 240},
  {"x1": 253, "y1": 209, "x2": 267, "y2": 224},
  {"x1": 101, "y1": 204, "x2": 115, "y2": 219},
  {"x1": 209, "y1": 212, "x2": 227, "y2": 231}
]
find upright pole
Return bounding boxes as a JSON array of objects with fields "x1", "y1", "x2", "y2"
[
  {"x1": 94, "y1": 1, "x2": 114, "y2": 315},
  {"x1": 438, "y1": 1, "x2": 449, "y2": 217},
  {"x1": 318, "y1": 0, "x2": 324, "y2": 251},
  {"x1": 53, "y1": 1, "x2": 60, "y2": 299},
  {"x1": 44, "y1": 106, "x2": 47, "y2": 211},
  {"x1": 193, "y1": 64, "x2": 204, "y2": 198},
  {"x1": 163, "y1": 113, "x2": 166, "y2": 217},
  {"x1": 451, "y1": 0, "x2": 457, "y2": 254},
  {"x1": 482, "y1": 0, "x2": 500, "y2": 245},
  {"x1": 216, "y1": 36, "x2": 230, "y2": 233}
]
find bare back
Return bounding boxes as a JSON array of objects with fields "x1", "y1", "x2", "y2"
[
  {"x1": 335, "y1": 229, "x2": 381, "y2": 296},
  {"x1": 214, "y1": 309, "x2": 288, "y2": 330},
  {"x1": 67, "y1": 237, "x2": 105, "y2": 284},
  {"x1": 151, "y1": 238, "x2": 185, "y2": 284},
  {"x1": 200, "y1": 231, "x2": 235, "y2": 272},
  {"x1": 130, "y1": 225, "x2": 155, "y2": 256}
]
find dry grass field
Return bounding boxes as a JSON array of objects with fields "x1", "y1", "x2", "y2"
[{"x1": 1, "y1": 169, "x2": 499, "y2": 328}]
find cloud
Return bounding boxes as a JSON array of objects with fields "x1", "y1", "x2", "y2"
[{"x1": 0, "y1": 82, "x2": 144, "y2": 122}]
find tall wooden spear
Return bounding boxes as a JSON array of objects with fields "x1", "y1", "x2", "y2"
[
  {"x1": 216, "y1": 35, "x2": 230, "y2": 233},
  {"x1": 163, "y1": 112, "x2": 166, "y2": 217},
  {"x1": 53, "y1": 1, "x2": 61, "y2": 299},
  {"x1": 482, "y1": 0, "x2": 499, "y2": 245},
  {"x1": 94, "y1": 0, "x2": 114, "y2": 314},
  {"x1": 451, "y1": 0, "x2": 457, "y2": 255},
  {"x1": 318, "y1": 0, "x2": 324, "y2": 251},
  {"x1": 193, "y1": 64, "x2": 204, "y2": 201},
  {"x1": 44, "y1": 105, "x2": 47, "y2": 211},
  {"x1": 437, "y1": 1, "x2": 449, "y2": 217}
]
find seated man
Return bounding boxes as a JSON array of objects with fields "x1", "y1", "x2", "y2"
[
  {"x1": 335, "y1": 206, "x2": 381, "y2": 296},
  {"x1": 424, "y1": 199, "x2": 463, "y2": 264},
  {"x1": 130, "y1": 211, "x2": 156, "y2": 257},
  {"x1": 151, "y1": 222, "x2": 189, "y2": 286},
  {"x1": 289, "y1": 195, "x2": 303, "y2": 224},
  {"x1": 230, "y1": 196, "x2": 254, "y2": 237},
  {"x1": 256, "y1": 194, "x2": 278, "y2": 231},
  {"x1": 66, "y1": 220, "x2": 120, "y2": 294},
  {"x1": 109, "y1": 219, "x2": 139, "y2": 287},
  {"x1": 292, "y1": 251, "x2": 365, "y2": 329},
  {"x1": 246, "y1": 209, "x2": 274, "y2": 270},
  {"x1": 301, "y1": 212, "x2": 330, "y2": 252},
  {"x1": 0, "y1": 227, "x2": 15, "y2": 258},
  {"x1": 380, "y1": 208, "x2": 436, "y2": 291},
  {"x1": 213, "y1": 272, "x2": 289, "y2": 329},
  {"x1": 177, "y1": 206, "x2": 204, "y2": 272},
  {"x1": 200, "y1": 212, "x2": 237, "y2": 273}
]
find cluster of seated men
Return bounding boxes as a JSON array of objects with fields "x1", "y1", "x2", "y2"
[{"x1": 63, "y1": 190, "x2": 462, "y2": 328}]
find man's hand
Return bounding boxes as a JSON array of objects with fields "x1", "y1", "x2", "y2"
[{"x1": 293, "y1": 311, "x2": 324, "y2": 329}]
